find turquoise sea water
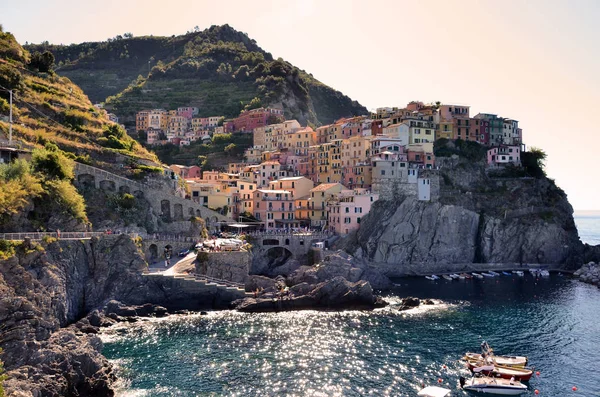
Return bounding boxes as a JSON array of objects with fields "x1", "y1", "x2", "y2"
[{"x1": 103, "y1": 275, "x2": 600, "y2": 396}]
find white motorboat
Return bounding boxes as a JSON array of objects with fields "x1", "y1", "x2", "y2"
[
  {"x1": 418, "y1": 386, "x2": 451, "y2": 397},
  {"x1": 539, "y1": 270, "x2": 550, "y2": 277},
  {"x1": 460, "y1": 375, "x2": 527, "y2": 395},
  {"x1": 442, "y1": 275, "x2": 453, "y2": 281},
  {"x1": 481, "y1": 272, "x2": 495, "y2": 277},
  {"x1": 512, "y1": 270, "x2": 524, "y2": 277},
  {"x1": 472, "y1": 273, "x2": 484, "y2": 279},
  {"x1": 450, "y1": 274, "x2": 460, "y2": 279},
  {"x1": 431, "y1": 275, "x2": 440, "y2": 280},
  {"x1": 425, "y1": 276, "x2": 437, "y2": 281},
  {"x1": 489, "y1": 271, "x2": 500, "y2": 276}
]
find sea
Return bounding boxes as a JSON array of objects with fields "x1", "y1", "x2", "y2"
[{"x1": 102, "y1": 212, "x2": 600, "y2": 397}]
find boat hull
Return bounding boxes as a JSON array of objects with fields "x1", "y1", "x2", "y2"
[
  {"x1": 463, "y1": 384, "x2": 527, "y2": 395},
  {"x1": 467, "y1": 362, "x2": 533, "y2": 381},
  {"x1": 464, "y1": 353, "x2": 527, "y2": 368}
]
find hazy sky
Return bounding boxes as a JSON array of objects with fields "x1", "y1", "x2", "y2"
[{"x1": 3, "y1": 0, "x2": 600, "y2": 210}]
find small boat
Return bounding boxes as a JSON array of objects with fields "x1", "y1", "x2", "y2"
[
  {"x1": 458, "y1": 274, "x2": 466, "y2": 280},
  {"x1": 442, "y1": 275, "x2": 453, "y2": 281},
  {"x1": 425, "y1": 276, "x2": 437, "y2": 281},
  {"x1": 539, "y1": 270, "x2": 550, "y2": 277},
  {"x1": 502, "y1": 271, "x2": 512, "y2": 276},
  {"x1": 463, "y1": 353, "x2": 527, "y2": 368},
  {"x1": 481, "y1": 272, "x2": 495, "y2": 277},
  {"x1": 529, "y1": 268, "x2": 539, "y2": 275},
  {"x1": 512, "y1": 270, "x2": 524, "y2": 277},
  {"x1": 431, "y1": 275, "x2": 440, "y2": 280},
  {"x1": 472, "y1": 272, "x2": 484, "y2": 279},
  {"x1": 467, "y1": 361, "x2": 534, "y2": 381},
  {"x1": 489, "y1": 271, "x2": 501, "y2": 276},
  {"x1": 460, "y1": 376, "x2": 527, "y2": 395},
  {"x1": 461, "y1": 273, "x2": 473, "y2": 279},
  {"x1": 450, "y1": 274, "x2": 460, "y2": 279},
  {"x1": 418, "y1": 386, "x2": 451, "y2": 397}
]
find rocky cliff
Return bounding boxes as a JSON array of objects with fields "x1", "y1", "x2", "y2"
[
  {"x1": 0, "y1": 235, "x2": 239, "y2": 396},
  {"x1": 349, "y1": 159, "x2": 592, "y2": 275}
]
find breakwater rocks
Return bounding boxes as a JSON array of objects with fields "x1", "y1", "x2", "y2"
[{"x1": 574, "y1": 262, "x2": 600, "y2": 287}]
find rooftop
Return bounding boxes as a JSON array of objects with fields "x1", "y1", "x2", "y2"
[{"x1": 311, "y1": 183, "x2": 343, "y2": 192}]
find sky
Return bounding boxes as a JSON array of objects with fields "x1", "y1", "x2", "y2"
[{"x1": 3, "y1": 0, "x2": 600, "y2": 210}]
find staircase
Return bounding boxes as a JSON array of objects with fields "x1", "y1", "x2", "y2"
[{"x1": 142, "y1": 272, "x2": 253, "y2": 299}]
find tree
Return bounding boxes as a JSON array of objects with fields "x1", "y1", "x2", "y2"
[
  {"x1": 521, "y1": 147, "x2": 547, "y2": 178},
  {"x1": 224, "y1": 143, "x2": 236, "y2": 154},
  {"x1": 28, "y1": 51, "x2": 55, "y2": 73}
]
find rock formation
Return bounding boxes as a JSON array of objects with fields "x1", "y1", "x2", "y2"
[
  {"x1": 0, "y1": 235, "x2": 238, "y2": 396},
  {"x1": 574, "y1": 262, "x2": 600, "y2": 287}
]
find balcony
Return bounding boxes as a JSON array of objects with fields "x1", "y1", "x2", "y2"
[{"x1": 262, "y1": 196, "x2": 294, "y2": 201}]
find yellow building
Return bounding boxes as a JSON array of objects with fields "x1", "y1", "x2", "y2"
[
  {"x1": 341, "y1": 135, "x2": 372, "y2": 168},
  {"x1": 295, "y1": 195, "x2": 311, "y2": 225},
  {"x1": 136, "y1": 110, "x2": 149, "y2": 132},
  {"x1": 438, "y1": 121, "x2": 454, "y2": 140},
  {"x1": 327, "y1": 140, "x2": 343, "y2": 184},
  {"x1": 308, "y1": 182, "x2": 344, "y2": 228},
  {"x1": 268, "y1": 176, "x2": 314, "y2": 199},
  {"x1": 148, "y1": 109, "x2": 168, "y2": 130},
  {"x1": 282, "y1": 126, "x2": 316, "y2": 156}
]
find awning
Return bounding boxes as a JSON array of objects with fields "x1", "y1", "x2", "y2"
[{"x1": 227, "y1": 223, "x2": 252, "y2": 228}]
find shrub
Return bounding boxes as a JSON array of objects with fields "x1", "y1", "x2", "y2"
[
  {"x1": 0, "y1": 159, "x2": 43, "y2": 217},
  {"x1": 46, "y1": 179, "x2": 88, "y2": 222},
  {"x1": 31, "y1": 147, "x2": 75, "y2": 180},
  {"x1": 119, "y1": 193, "x2": 135, "y2": 209},
  {"x1": 42, "y1": 235, "x2": 58, "y2": 244},
  {"x1": 0, "y1": 240, "x2": 17, "y2": 261},
  {"x1": 212, "y1": 133, "x2": 232, "y2": 144},
  {"x1": 28, "y1": 51, "x2": 55, "y2": 73}
]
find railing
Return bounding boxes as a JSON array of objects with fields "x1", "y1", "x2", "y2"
[
  {"x1": 247, "y1": 230, "x2": 331, "y2": 238},
  {"x1": 145, "y1": 234, "x2": 199, "y2": 243},
  {"x1": 0, "y1": 232, "x2": 109, "y2": 241}
]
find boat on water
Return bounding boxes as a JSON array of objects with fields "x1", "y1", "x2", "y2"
[
  {"x1": 461, "y1": 273, "x2": 473, "y2": 279},
  {"x1": 460, "y1": 376, "x2": 528, "y2": 395},
  {"x1": 466, "y1": 361, "x2": 534, "y2": 381},
  {"x1": 489, "y1": 271, "x2": 501, "y2": 276},
  {"x1": 481, "y1": 272, "x2": 495, "y2": 277},
  {"x1": 464, "y1": 342, "x2": 528, "y2": 368},
  {"x1": 502, "y1": 271, "x2": 512, "y2": 276},
  {"x1": 539, "y1": 269, "x2": 550, "y2": 277},
  {"x1": 425, "y1": 276, "x2": 437, "y2": 280},
  {"x1": 472, "y1": 273, "x2": 484, "y2": 279},
  {"x1": 418, "y1": 386, "x2": 451, "y2": 397},
  {"x1": 450, "y1": 274, "x2": 460, "y2": 279},
  {"x1": 512, "y1": 270, "x2": 524, "y2": 277},
  {"x1": 529, "y1": 268, "x2": 540, "y2": 275},
  {"x1": 442, "y1": 275, "x2": 453, "y2": 281}
]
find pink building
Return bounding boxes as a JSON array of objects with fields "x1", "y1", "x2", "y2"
[
  {"x1": 177, "y1": 107, "x2": 198, "y2": 120},
  {"x1": 253, "y1": 189, "x2": 296, "y2": 230},
  {"x1": 407, "y1": 148, "x2": 435, "y2": 168},
  {"x1": 327, "y1": 189, "x2": 379, "y2": 235},
  {"x1": 487, "y1": 145, "x2": 521, "y2": 167},
  {"x1": 232, "y1": 108, "x2": 285, "y2": 132}
]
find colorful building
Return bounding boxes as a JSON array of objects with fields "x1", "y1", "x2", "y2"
[
  {"x1": 309, "y1": 183, "x2": 344, "y2": 228},
  {"x1": 487, "y1": 145, "x2": 521, "y2": 167},
  {"x1": 327, "y1": 188, "x2": 379, "y2": 235}
]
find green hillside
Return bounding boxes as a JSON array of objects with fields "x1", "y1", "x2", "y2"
[{"x1": 26, "y1": 25, "x2": 368, "y2": 126}]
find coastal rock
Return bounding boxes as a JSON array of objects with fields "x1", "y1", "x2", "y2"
[
  {"x1": 234, "y1": 276, "x2": 386, "y2": 312},
  {"x1": 286, "y1": 251, "x2": 392, "y2": 290},
  {"x1": 574, "y1": 262, "x2": 600, "y2": 287}
]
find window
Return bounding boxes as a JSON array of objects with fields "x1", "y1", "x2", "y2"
[
  {"x1": 381, "y1": 170, "x2": 386, "y2": 176},
  {"x1": 345, "y1": 207, "x2": 350, "y2": 213}
]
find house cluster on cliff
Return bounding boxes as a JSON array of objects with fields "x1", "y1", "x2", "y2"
[
  {"x1": 135, "y1": 107, "x2": 225, "y2": 146},
  {"x1": 164, "y1": 101, "x2": 526, "y2": 234}
]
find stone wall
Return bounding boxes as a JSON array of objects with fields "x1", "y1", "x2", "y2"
[{"x1": 195, "y1": 251, "x2": 252, "y2": 283}]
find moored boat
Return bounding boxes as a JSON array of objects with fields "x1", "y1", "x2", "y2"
[
  {"x1": 481, "y1": 272, "x2": 495, "y2": 277},
  {"x1": 540, "y1": 269, "x2": 550, "y2": 277},
  {"x1": 442, "y1": 275, "x2": 453, "y2": 281},
  {"x1": 512, "y1": 270, "x2": 524, "y2": 277},
  {"x1": 425, "y1": 276, "x2": 437, "y2": 281},
  {"x1": 463, "y1": 352, "x2": 527, "y2": 368},
  {"x1": 489, "y1": 271, "x2": 500, "y2": 276},
  {"x1": 467, "y1": 361, "x2": 534, "y2": 381},
  {"x1": 472, "y1": 273, "x2": 484, "y2": 279},
  {"x1": 461, "y1": 273, "x2": 473, "y2": 279},
  {"x1": 460, "y1": 375, "x2": 528, "y2": 395},
  {"x1": 502, "y1": 271, "x2": 512, "y2": 276},
  {"x1": 450, "y1": 274, "x2": 460, "y2": 279}
]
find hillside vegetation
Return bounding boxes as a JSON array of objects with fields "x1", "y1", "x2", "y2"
[
  {"x1": 26, "y1": 25, "x2": 368, "y2": 126},
  {"x1": 0, "y1": 26, "x2": 158, "y2": 168}
]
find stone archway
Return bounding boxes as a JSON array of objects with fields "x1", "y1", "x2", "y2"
[
  {"x1": 99, "y1": 180, "x2": 116, "y2": 192},
  {"x1": 264, "y1": 246, "x2": 293, "y2": 270},
  {"x1": 149, "y1": 244, "x2": 158, "y2": 262},
  {"x1": 77, "y1": 173, "x2": 95, "y2": 188},
  {"x1": 119, "y1": 185, "x2": 130, "y2": 194},
  {"x1": 161, "y1": 200, "x2": 171, "y2": 221},
  {"x1": 173, "y1": 203, "x2": 184, "y2": 221}
]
